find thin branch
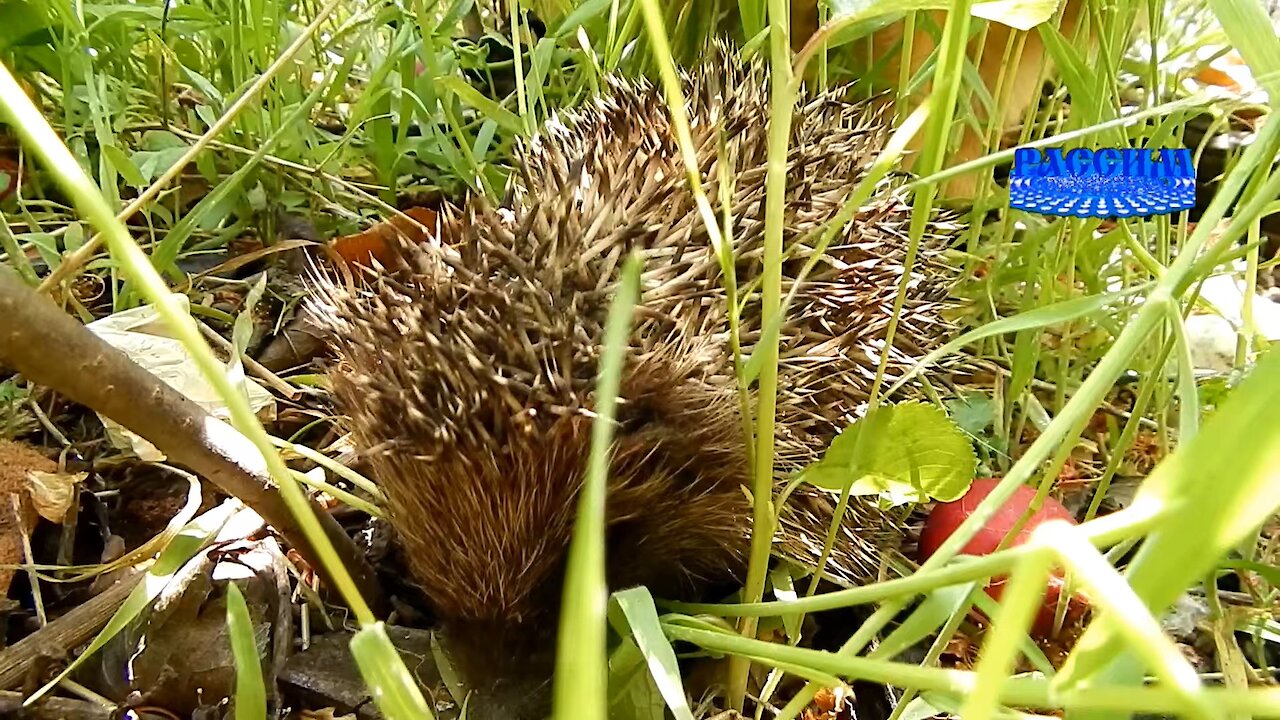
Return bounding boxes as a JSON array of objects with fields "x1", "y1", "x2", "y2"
[
  {"x1": 0, "y1": 267, "x2": 385, "y2": 613},
  {"x1": 0, "y1": 569, "x2": 142, "y2": 691}
]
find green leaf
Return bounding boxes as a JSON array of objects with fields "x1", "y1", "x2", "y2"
[
  {"x1": 803, "y1": 402, "x2": 977, "y2": 504},
  {"x1": 139, "y1": 130, "x2": 188, "y2": 150},
  {"x1": 609, "y1": 587, "x2": 696, "y2": 720},
  {"x1": 970, "y1": 0, "x2": 1062, "y2": 31},
  {"x1": 130, "y1": 145, "x2": 189, "y2": 186},
  {"x1": 430, "y1": 631, "x2": 468, "y2": 707},
  {"x1": 898, "y1": 693, "x2": 949, "y2": 720},
  {"x1": 606, "y1": 638, "x2": 666, "y2": 720},
  {"x1": 769, "y1": 566, "x2": 803, "y2": 641},
  {"x1": 226, "y1": 583, "x2": 267, "y2": 720},
  {"x1": 21, "y1": 232, "x2": 60, "y2": 269},
  {"x1": 438, "y1": 75, "x2": 526, "y2": 137},
  {"x1": 178, "y1": 63, "x2": 224, "y2": 108},
  {"x1": 228, "y1": 274, "x2": 267, "y2": 403},
  {"x1": 1036, "y1": 22, "x2": 1109, "y2": 134},
  {"x1": 434, "y1": 0, "x2": 475, "y2": 34},
  {"x1": 101, "y1": 144, "x2": 146, "y2": 187},
  {"x1": 870, "y1": 584, "x2": 977, "y2": 661},
  {"x1": 0, "y1": 0, "x2": 53, "y2": 50},
  {"x1": 524, "y1": 38, "x2": 559, "y2": 118},
  {"x1": 62, "y1": 222, "x2": 85, "y2": 253},
  {"x1": 946, "y1": 392, "x2": 997, "y2": 437},
  {"x1": 550, "y1": 0, "x2": 612, "y2": 37}
]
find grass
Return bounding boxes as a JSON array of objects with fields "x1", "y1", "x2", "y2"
[{"x1": 3, "y1": 0, "x2": 1280, "y2": 718}]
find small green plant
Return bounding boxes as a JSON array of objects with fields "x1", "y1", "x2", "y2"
[{"x1": 0, "y1": 379, "x2": 37, "y2": 439}]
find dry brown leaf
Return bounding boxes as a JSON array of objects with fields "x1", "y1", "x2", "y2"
[
  {"x1": 330, "y1": 206, "x2": 441, "y2": 269},
  {"x1": 1195, "y1": 65, "x2": 1241, "y2": 91},
  {"x1": 26, "y1": 469, "x2": 85, "y2": 524},
  {"x1": 190, "y1": 238, "x2": 318, "y2": 283}
]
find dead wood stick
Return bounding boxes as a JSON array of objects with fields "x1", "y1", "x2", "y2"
[
  {"x1": 0, "y1": 689, "x2": 113, "y2": 719},
  {"x1": 0, "y1": 569, "x2": 142, "y2": 691},
  {"x1": 0, "y1": 268, "x2": 385, "y2": 615}
]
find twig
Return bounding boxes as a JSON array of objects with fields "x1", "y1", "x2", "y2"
[
  {"x1": 25, "y1": 397, "x2": 70, "y2": 447},
  {"x1": 0, "y1": 569, "x2": 142, "y2": 690},
  {"x1": 0, "y1": 267, "x2": 385, "y2": 614},
  {"x1": 14, "y1": 495, "x2": 45, "y2": 627},
  {"x1": 197, "y1": 320, "x2": 301, "y2": 400},
  {"x1": 0, "y1": 690, "x2": 113, "y2": 719}
]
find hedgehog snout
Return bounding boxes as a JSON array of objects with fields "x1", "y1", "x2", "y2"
[
  {"x1": 441, "y1": 618, "x2": 557, "y2": 720},
  {"x1": 460, "y1": 673, "x2": 554, "y2": 720}
]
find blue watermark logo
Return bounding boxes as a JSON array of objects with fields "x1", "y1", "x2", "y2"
[{"x1": 1009, "y1": 146, "x2": 1196, "y2": 219}]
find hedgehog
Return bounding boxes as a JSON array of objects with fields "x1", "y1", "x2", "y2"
[{"x1": 312, "y1": 46, "x2": 959, "y2": 719}]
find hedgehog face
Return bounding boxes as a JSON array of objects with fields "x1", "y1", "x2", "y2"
[{"x1": 440, "y1": 617, "x2": 558, "y2": 720}]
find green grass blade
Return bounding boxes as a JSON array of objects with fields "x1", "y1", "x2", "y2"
[
  {"x1": 1058, "y1": 345, "x2": 1280, "y2": 685},
  {"x1": 1164, "y1": 300, "x2": 1200, "y2": 443},
  {"x1": 959, "y1": 548, "x2": 1053, "y2": 720},
  {"x1": 350, "y1": 623, "x2": 436, "y2": 720},
  {"x1": 886, "y1": 284, "x2": 1154, "y2": 397},
  {"x1": 226, "y1": 582, "x2": 268, "y2": 720},
  {"x1": 135, "y1": 70, "x2": 332, "y2": 301},
  {"x1": 868, "y1": 583, "x2": 977, "y2": 661},
  {"x1": 611, "y1": 587, "x2": 696, "y2": 720},
  {"x1": 1036, "y1": 523, "x2": 1217, "y2": 720},
  {"x1": 661, "y1": 619, "x2": 1280, "y2": 716},
  {"x1": 1206, "y1": 0, "x2": 1280, "y2": 99},
  {"x1": 438, "y1": 75, "x2": 527, "y2": 135},
  {"x1": 552, "y1": 252, "x2": 644, "y2": 720}
]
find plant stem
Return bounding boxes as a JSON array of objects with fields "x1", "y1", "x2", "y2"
[
  {"x1": 725, "y1": 0, "x2": 795, "y2": 710},
  {"x1": 663, "y1": 624, "x2": 1280, "y2": 717}
]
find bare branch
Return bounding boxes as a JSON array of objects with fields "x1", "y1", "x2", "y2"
[{"x1": 0, "y1": 268, "x2": 385, "y2": 614}]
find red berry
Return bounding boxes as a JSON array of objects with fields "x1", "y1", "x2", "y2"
[{"x1": 918, "y1": 478, "x2": 1085, "y2": 637}]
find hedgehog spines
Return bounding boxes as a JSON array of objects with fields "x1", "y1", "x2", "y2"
[{"x1": 314, "y1": 42, "x2": 958, "y2": 649}]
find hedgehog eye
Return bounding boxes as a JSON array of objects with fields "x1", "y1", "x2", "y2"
[{"x1": 616, "y1": 400, "x2": 660, "y2": 433}]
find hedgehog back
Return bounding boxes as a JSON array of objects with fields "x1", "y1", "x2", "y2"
[{"x1": 313, "y1": 49, "x2": 957, "y2": 711}]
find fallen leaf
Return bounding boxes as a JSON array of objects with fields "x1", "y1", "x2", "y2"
[
  {"x1": 330, "y1": 206, "x2": 441, "y2": 269},
  {"x1": 26, "y1": 470, "x2": 86, "y2": 524},
  {"x1": 86, "y1": 295, "x2": 276, "y2": 460},
  {"x1": 191, "y1": 238, "x2": 318, "y2": 283},
  {"x1": 1195, "y1": 65, "x2": 1241, "y2": 91}
]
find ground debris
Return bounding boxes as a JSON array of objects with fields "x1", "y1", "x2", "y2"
[{"x1": 280, "y1": 626, "x2": 451, "y2": 719}]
